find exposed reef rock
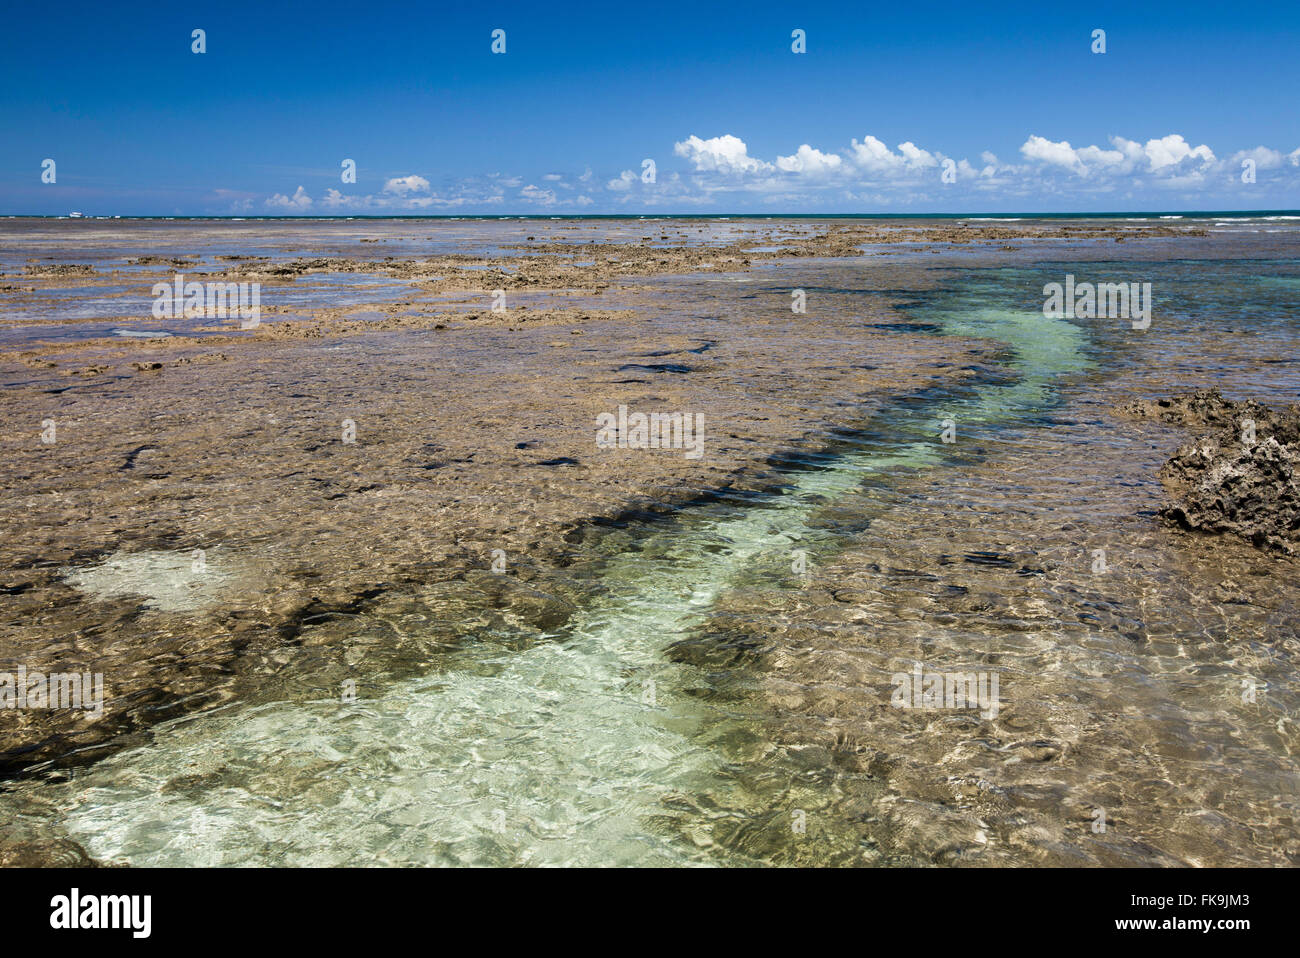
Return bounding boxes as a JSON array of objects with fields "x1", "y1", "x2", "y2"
[{"x1": 1121, "y1": 389, "x2": 1300, "y2": 552}]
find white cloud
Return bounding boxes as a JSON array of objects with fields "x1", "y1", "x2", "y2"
[
  {"x1": 256, "y1": 130, "x2": 1299, "y2": 214},
  {"x1": 776, "y1": 144, "x2": 843, "y2": 176},
  {"x1": 1020, "y1": 135, "x2": 1085, "y2": 172},
  {"x1": 1229, "y1": 146, "x2": 1284, "y2": 170},
  {"x1": 1020, "y1": 133, "x2": 1216, "y2": 179},
  {"x1": 897, "y1": 141, "x2": 938, "y2": 168},
  {"x1": 382, "y1": 175, "x2": 430, "y2": 195},
  {"x1": 848, "y1": 135, "x2": 905, "y2": 172},
  {"x1": 320, "y1": 188, "x2": 351, "y2": 209},
  {"x1": 265, "y1": 186, "x2": 312, "y2": 210},
  {"x1": 1142, "y1": 134, "x2": 1214, "y2": 170},
  {"x1": 1075, "y1": 144, "x2": 1128, "y2": 169},
  {"x1": 673, "y1": 134, "x2": 772, "y2": 174},
  {"x1": 607, "y1": 170, "x2": 638, "y2": 191},
  {"x1": 520, "y1": 184, "x2": 557, "y2": 205}
]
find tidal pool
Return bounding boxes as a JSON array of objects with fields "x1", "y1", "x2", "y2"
[{"x1": 3, "y1": 256, "x2": 1297, "y2": 867}]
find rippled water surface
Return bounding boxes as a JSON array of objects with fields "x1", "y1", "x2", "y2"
[{"x1": 4, "y1": 251, "x2": 1299, "y2": 866}]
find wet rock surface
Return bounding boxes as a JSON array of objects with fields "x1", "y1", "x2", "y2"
[
  {"x1": 2, "y1": 219, "x2": 1295, "y2": 867},
  {"x1": 1121, "y1": 389, "x2": 1300, "y2": 552},
  {"x1": 686, "y1": 391, "x2": 1300, "y2": 866},
  {"x1": 0, "y1": 223, "x2": 1004, "y2": 778}
]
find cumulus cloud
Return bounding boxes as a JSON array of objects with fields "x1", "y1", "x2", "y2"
[
  {"x1": 673, "y1": 134, "x2": 772, "y2": 174},
  {"x1": 841, "y1": 136, "x2": 946, "y2": 177},
  {"x1": 265, "y1": 186, "x2": 312, "y2": 210},
  {"x1": 254, "y1": 129, "x2": 1299, "y2": 214},
  {"x1": 1230, "y1": 146, "x2": 1285, "y2": 170},
  {"x1": 382, "y1": 175, "x2": 430, "y2": 195},
  {"x1": 607, "y1": 170, "x2": 638, "y2": 191},
  {"x1": 897, "y1": 142, "x2": 938, "y2": 168},
  {"x1": 1142, "y1": 134, "x2": 1215, "y2": 170},
  {"x1": 776, "y1": 144, "x2": 843, "y2": 176},
  {"x1": 1020, "y1": 135, "x2": 1086, "y2": 172},
  {"x1": 1020, "y1": 133, "x2": 1216, "y2": 179},
  {"x1": 320, "y1": 188, "x2": 350, "y2": 209},
  {"x1": 848, "y1": 135, "x2": 906, "y2": 172}
]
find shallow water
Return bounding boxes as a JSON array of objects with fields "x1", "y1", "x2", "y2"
[
  {"x1": 0, "y1": 266, "x2": 1107, "y2": 865},
  {"x1": 62, "y1": 548, "x2": 249, "y2": 615},
  {"x1": 3, "y1": 245, "x2": 1299, "y2": 866},
  {"x1": 0, "y1": 272, "x2": 414, "y2": 343}
]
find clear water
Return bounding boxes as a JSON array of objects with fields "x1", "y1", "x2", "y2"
[
  {"x1": 2, "y1": 280, "x2": 1096, "y2": 866},
  {"x1": 5, "y1": 257, "x2": 1298, "y2": 867}
]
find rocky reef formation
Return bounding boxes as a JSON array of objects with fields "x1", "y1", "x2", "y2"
[{"x1": 1121, "y1": 389, "x2": 1300, "y2": 552}]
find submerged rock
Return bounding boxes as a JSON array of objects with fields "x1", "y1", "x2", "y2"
[{"x1": 1121, "y1": 389, "x2": 1300, "y2": 552}]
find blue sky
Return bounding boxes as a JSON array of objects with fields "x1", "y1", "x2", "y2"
[{"x1": 3, "y1": 0, "x2": 1299, "y2": 215}]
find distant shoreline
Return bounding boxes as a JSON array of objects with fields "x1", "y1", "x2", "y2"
[{"x1": 4, "y1": 210, "x2": 1300, "y2": 222}]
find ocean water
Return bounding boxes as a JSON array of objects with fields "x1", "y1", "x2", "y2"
[
  {"x1": 6, "y1": 250, "x2": 1297, "y2": 866},
  {"x1": 2, "y1": 227, "x2": 1300, "y2": 863}
]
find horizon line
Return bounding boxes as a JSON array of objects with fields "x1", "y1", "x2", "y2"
[{"x1": 5, "y1": 208, "x2": 1300, "y2": 221}]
